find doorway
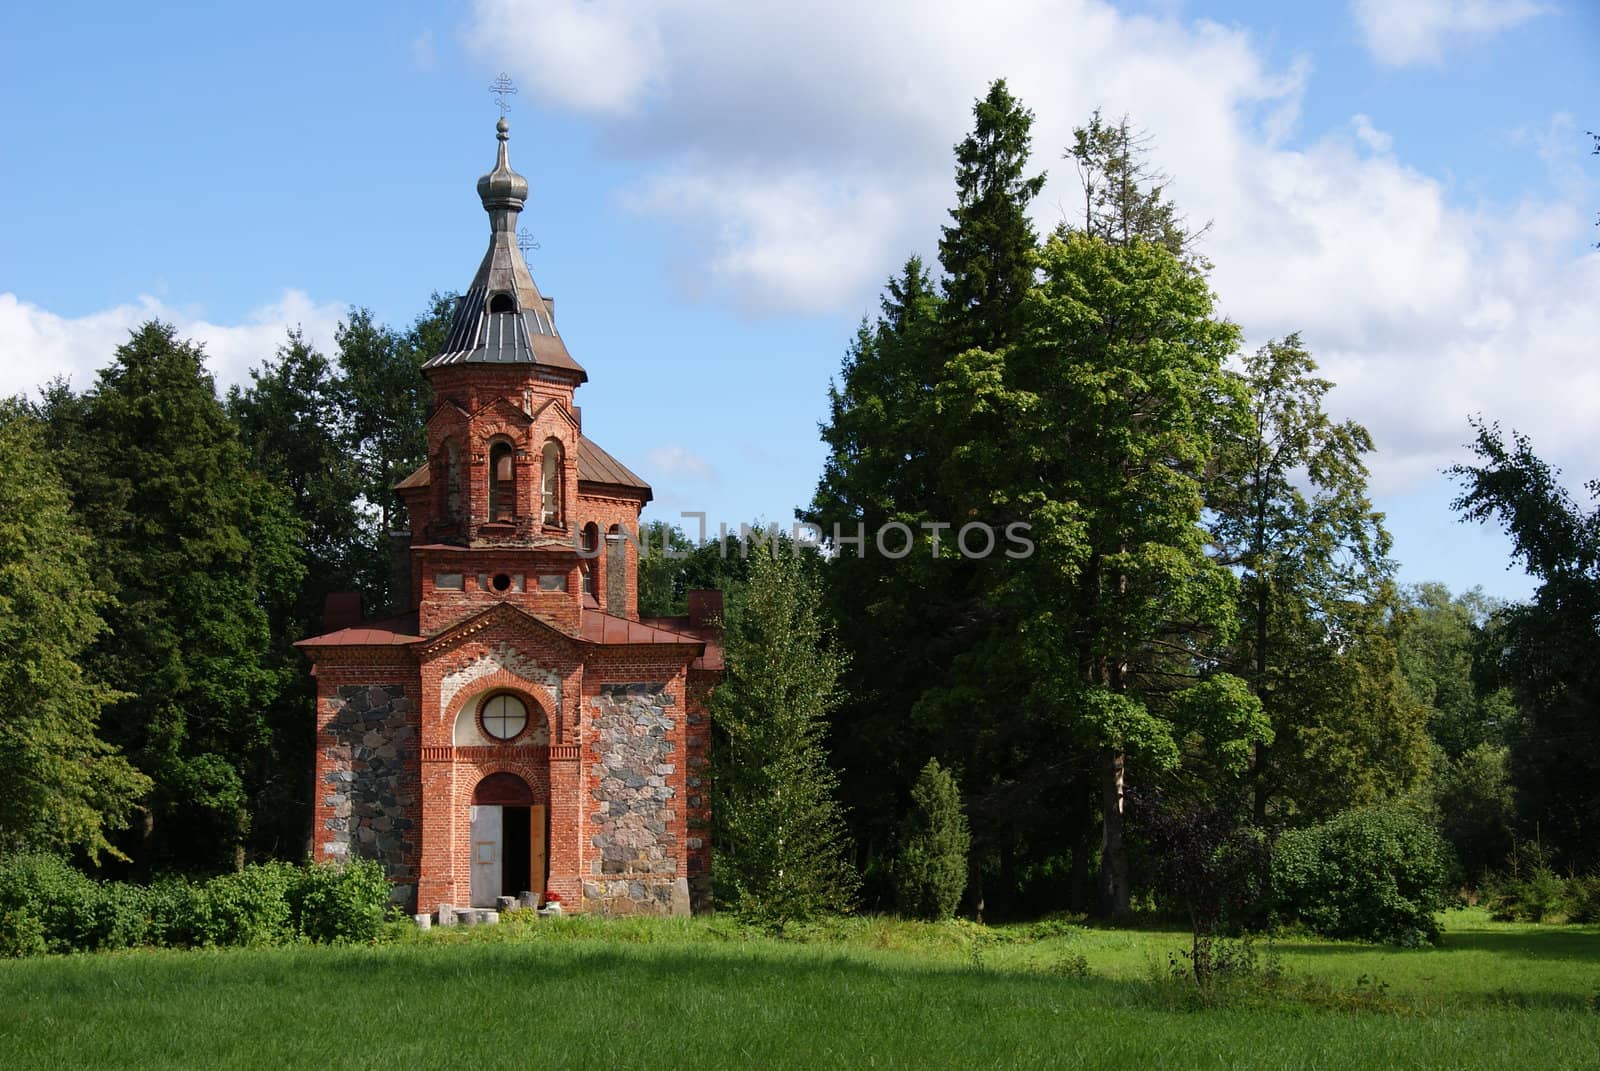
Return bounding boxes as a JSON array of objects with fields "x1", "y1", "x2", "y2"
[{"x1": 469, "y1": 773, "x2": 548, "y2": 907}]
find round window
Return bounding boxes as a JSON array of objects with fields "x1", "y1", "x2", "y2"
[{"x1": 480, "y1": 694, "x2": 529, "y2": 741}]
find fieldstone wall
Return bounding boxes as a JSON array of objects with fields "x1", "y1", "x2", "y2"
[
  {"x1": 322, "y1": 684, "x2": 418, "y2": 910},
  {"x1": 584, "y1": 683, "x2": 688, "y2": 915}
]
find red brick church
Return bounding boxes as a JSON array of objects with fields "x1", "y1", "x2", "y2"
[{"x1": 296, "y1": 118, "x2": 719, "y2": 917}]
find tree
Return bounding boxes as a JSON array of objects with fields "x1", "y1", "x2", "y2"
[
  {"x1": 41, "y1": 322, "x2": 304, "y2": 873},
  {"x1": 1140, "y1": 788, "x2": 1270, "y2": 987},
  {"x1": 1066, "y1": 109, "x2": 1204, "y2": 262},
  {"x1": 1449, "y1": 420, "x2": 1600, "y2": 869},
  {"x1": 336, "y1": 295, "x2": 453, "y2": 610},
  {"x1": 1208, "y1": 335, "x2": 1396, "y2": 821},
  {"x1": 711, "y1": 553, "x2": 857, "y2": 922},
  {"x1": 998, "y1": 228, "x2": 1258, "y2": 916},
  {"x1": 0, "y1": 402, "x2": 150, "y2": 860},
  {"x1": 939, "y1": 78, "x2": 1046, "y2": 354},
  {"x1": 1390, "y1": 583, "x2": 1515, "y2": 760},
  {"x1": 230, "y1": 329, "x2": 372, "y2": 639},
  {"x1": 636, "y1": 520, "x2": 698, "y2": 617},
  {"x1": 893, "y1": 759, "x2": 970, "y2": 920}
]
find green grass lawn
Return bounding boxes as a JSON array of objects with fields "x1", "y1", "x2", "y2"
[{"x1": 1, "y1": 908, "x2": 1596, "y2": 1070}]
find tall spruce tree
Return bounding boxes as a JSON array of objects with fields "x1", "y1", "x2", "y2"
[
  {"x1": 939, "y1": 78, "x2": 1046, "y2": 355},
  {"x1": 711, "y1": 553, "x2": 857, "y2": 922},
  {"x1": 0, "y1": 402, "x2": 150, "y2": 859},
  {"x1": 42, "y1": 322, "x2": 304, "y2": 872}
]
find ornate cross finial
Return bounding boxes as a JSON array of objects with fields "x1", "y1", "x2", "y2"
[
  {"x1": 489, "y1": 73, "x2": 518, "y2": 115},
  {"x1": 517, "y1": 228, "x2": 541, "y2": 259}
]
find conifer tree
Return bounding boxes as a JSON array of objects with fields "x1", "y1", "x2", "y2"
[
  {"x1": 711, "y1": 553, "x2": 857, "y2": 922},
  {"x1": 43, "y1": 322, "x2": 304, "y2": 872},
  {"x1": 0, "y1": 402, "x2": 150, "y2": 859},
  {"x1": 894, "y1": 759, "x2": 970, "y2": 920}
]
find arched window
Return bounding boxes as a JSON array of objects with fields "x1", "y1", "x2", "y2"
[
  {"x1": 541, "y1": 440, "x2": 563, "y2": 527},
  {"x1": 442, "y1": 439, "x2": 463, "y2": 521},
  {"x1": 488, "y1": 440, "x2": 515, "y2": 522},
  {"x1": 488, "y1": 292, "x2": 516, "y2": 314}
]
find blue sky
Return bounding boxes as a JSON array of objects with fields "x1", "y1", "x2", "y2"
[{"x1": 3, "y1": 0, "x2": 1596, "y2": 601}]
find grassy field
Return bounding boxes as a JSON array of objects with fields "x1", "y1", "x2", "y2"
[{"x1": 1, "y1": 908, "x2": 1596, "y2": 1069}]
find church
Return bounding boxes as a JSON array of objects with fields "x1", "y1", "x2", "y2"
[{"x1": 296, "y1": 118, "x2": 719, "y2": 918}]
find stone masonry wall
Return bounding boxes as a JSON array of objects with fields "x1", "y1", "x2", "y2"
[
  {"x1": 584, "y1": 682, "x2": 689, "y2": 915},
  {"x1": 321, "y1": 683, "x2": 419, "y2": 911}
]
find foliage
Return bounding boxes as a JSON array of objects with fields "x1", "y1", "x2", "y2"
[
  {"x1": 1449, "y1": 421, "x2": 1600, "y2": 870},
  {"x1": 711, "y1": 554, "x2": 858, "y2": 924},
  {"x1": 1390, "y1": 583, "x2": 1516, "y2": 760},
  {"x1": 939, "y1": 78, "x2": 1046, "y2": 354},
  {"x1": 1208, "y1": 335, "x2": 1397, "y2": 822},
  {"x1": 1432, "y1": 743, "x2": 1516, "y2": 880},
  {"x1": 1140, "y1": 790, "x2": 1271, "y2": 987},
  {"x1": 1065, "y1": 109, "x2": 1202, "y2": 262},
  {"x1": 1271, "y1": 808, "x2": 1455, "y2": 946},
  {"x1": 996, "y1": 227, "x2": 1251, "y2": 915},
  {"x1": 36, "y1": 323, "x2": 305, "y2": 872},
  {"x1": 335, "y1": 297, "x2": 453, "y2": 564},
  {"x1": 0, "y1": 854, "x2": 392, "y2": 955},
  {"x1": 893, "y1": 759, "x2": 971, "y2": 921},
  {"x1": 0, "y1": 402, "x2": 150, "y2": 860}
]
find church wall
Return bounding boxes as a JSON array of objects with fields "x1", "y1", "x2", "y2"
[
  {"x1": 309, "y1": 650, "x2": 423, "y2": 912},
  {"x1": 579, "y1": 650, "x2": 697, "y2": 916}
]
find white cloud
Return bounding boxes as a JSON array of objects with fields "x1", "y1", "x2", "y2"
[
  {"x1": 1350, "y1": 0, "x2": 1550, "y2": 67},
  {"x1": 462, "y1": 0, "x2": 1600, "y2": 495},
  {"x1": 1350, "y1": 113, "x2": 1393, "y2": 153},
  {"x1": 647, "y1": 444, "x2": 718, "y2": 484},
  {"x1": 0, "y1": 290, "x2": 344, "y2": 400}
]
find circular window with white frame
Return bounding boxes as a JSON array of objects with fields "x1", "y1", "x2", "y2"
[{"x1": 479, "y1": 693, "x2": 530, "y2": 742}]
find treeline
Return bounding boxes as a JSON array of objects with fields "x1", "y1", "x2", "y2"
[
  {"x1": 650, "y1": 83, "x2": 1600, "y2": 927},
  {"x1": 0, "y1": 301, "x2": 452, "y2": 874}
]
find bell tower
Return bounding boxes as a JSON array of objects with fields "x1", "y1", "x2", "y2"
[{"x1": 393, "y1": 119, "x2": 653, "y2": 632}]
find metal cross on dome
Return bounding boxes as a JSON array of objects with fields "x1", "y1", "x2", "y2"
[
  {"x1": 517, "y1": 228, "x2": 541, "y2": 259},
  {"x1": 489, "y1": 73, "x2": 518, "y2": 114}
]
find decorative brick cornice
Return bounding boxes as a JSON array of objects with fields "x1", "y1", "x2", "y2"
[{"x1": 422, "y1": 744, "x2": 572, "y2": 763}]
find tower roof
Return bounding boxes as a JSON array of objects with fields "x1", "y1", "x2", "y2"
[{"x1": 423, "y1": 118, "x2": 586, "y2": 379}]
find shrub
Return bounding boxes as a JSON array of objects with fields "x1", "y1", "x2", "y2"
[
  {"x1": 0, "y1": 854, "x2": 394, "y2": 955},
  {"x1": 1566, "y1": 875, "x2": 1600, "y2": 924},
  {"x1": 0, "y1": 852, "x2": 103, "y2": 952},
  {"x1": 894, "y1": 759, "x2": 970, "y2": 921},
  {"x1": 1271, "y1": 807, "x2": 1454, "y2": 946},
  {"x1": 287, "y1": 859, "x2": 392, "y2": 944},
  {"x1": 199, "y1": 863, "x2": 297, "y2": 946}
]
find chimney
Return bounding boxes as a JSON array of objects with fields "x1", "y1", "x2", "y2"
[
  {"x1": 323, "y1": 592, "x2": 363, "y2": 633},
  {"x1": 687, "y1": 589, "x2": 723, "y2": 630}
]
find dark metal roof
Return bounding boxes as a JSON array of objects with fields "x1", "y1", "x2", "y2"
[
  {"x1": 421, "y1": 119, "x2": 586, "y2": 380},
  {"x1": 392, "y1": 435, "x2": 651, "y2": 500},
  {"x1": 577, "y1": 436, "x2": 651, "y2": 498}
]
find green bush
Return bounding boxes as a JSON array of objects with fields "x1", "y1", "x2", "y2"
[
  {"x1": 198, "y1": 862, "x2": 297, "y2": 946},
  {"x1": 1566, "y1": 875, "x2": 1600, "y2": 924},
  {"x1": 1271, "y1": 808, "x2": 1455, "y2": 946},
  {"x1": 894, "y1": 759, "x2": 970, "y2": 921},
  {"x1": 0, "y1": 852, "x2": 104, "y2": 953},
  {"x1": 287, "y1": 859, "x2": 392, "y2": 944},
  {"x1": 0, "y1": 854, "x2": 395, "y2": 955}
]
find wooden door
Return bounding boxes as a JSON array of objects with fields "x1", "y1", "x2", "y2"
[{"x1": 530, "y1": 804, "x2": 547, "y2": 898}]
